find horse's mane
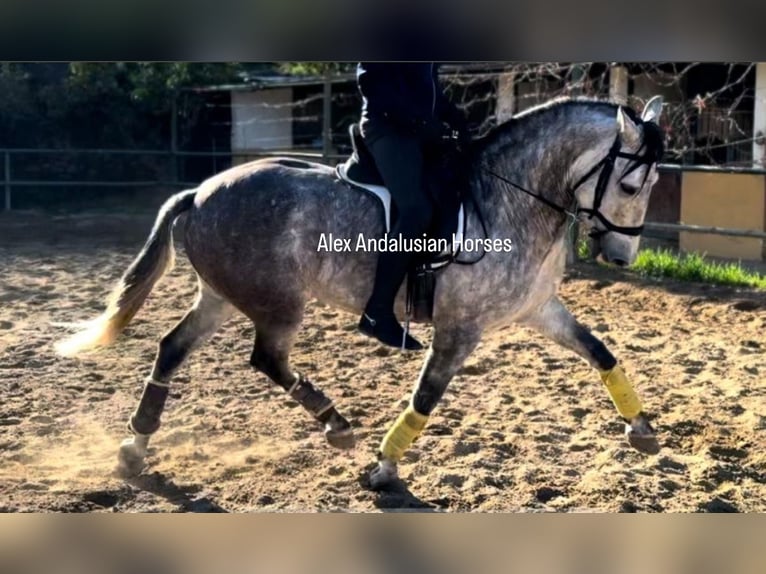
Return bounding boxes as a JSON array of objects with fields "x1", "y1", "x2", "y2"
[
  {"x1": 511, "y1": 96, "x2": 621, "y2": 120},
  {"x1": 473, "y1": 96, "x2": 663, "y2": 162},
  {"x1": 476, "y1": 97, "x2": 618, "y2": 146}
]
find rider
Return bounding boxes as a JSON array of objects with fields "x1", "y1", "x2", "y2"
[{"x1": 356, "y1": 63, "x2": 471, "y2": 351}]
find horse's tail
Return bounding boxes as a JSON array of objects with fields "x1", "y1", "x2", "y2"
[{"x1": 55, "y1": 189, "x2": 197, "y2": 357}]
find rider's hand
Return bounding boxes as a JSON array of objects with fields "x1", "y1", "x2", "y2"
[
  {"x1": 455, "y1": 124, "x2": 472, "y2": 152},
  {"x1": 446, "y1": 113, "x2": 471, "y2": 151},
  {"x1": 439, "y1": 100, "x2": 471, "y2": 150},
  {"x1": 417, "y1": 118, "x2": 448, "y2": 143}
]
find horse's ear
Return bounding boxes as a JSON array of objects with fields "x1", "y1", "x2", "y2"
[
  {"x1": 616, "y1": 106, "x2": 640, "y2": 147},
  {"x1": 641, "y1": 95, "x2": 664, "y2": 124}
]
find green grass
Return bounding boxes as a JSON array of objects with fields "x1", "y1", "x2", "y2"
[{"x1": 630, "y1": 248, "x2": 766, "y2": 289}]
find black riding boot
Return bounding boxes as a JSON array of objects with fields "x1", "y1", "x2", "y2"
[
  {"x1": 359, "y1": 249, "x2": 423, "y2": 351},
  {"x1": 357, "y1": 129, "x2": 433, "y2": 351}
]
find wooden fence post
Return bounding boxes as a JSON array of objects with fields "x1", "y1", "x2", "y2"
[
  {"x1": 496, "y1": 70, "x2": 516, "y2": 123},
  {"x1": 322, "y1": 74, "x2": 332, "y2": 164},
  {"x1": 609, "y1": 64, "x2": 629, "y2": 106}
]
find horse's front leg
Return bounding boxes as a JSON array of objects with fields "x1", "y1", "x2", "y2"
[
  {"x1": 369, "y1": 323, "x2": 482, "y2": 489},
  {"x1": 526, "y1": 296, "x2": 657, "y2": 452}
]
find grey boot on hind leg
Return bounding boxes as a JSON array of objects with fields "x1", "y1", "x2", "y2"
[
  {"x1": 116, "y1": 283, "x2": 233, "y2": 478},
  {"x1": 250, "y1": 317, "x2": 355, "y2": 449}
]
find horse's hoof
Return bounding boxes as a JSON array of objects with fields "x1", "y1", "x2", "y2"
[
  {"x1": 115, "y1": 437, "x2": 148, "y2": 478},
  {"x1": 368, "y1": 460, "x2": 398, "y2": 490},
  {"x1": 325, "y1": 426, "x2": 355, "y2": 450},
  {"x1": 625, "y1": 417, "x2": 660, "y2": 455},
  {"x1": 114, "y1": 459, "x2": 145, "y2": 479}
]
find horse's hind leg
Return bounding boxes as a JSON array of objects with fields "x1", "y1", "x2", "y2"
[
  {"x1": 249, "y1": 313, "x2": 354, "y2": 449},
  {"x1": 116, "y1": 281, "x2": 233, "y2": 477},
  {"x1": 525, "y1": 296, "x2": 657, "y2": 453}
]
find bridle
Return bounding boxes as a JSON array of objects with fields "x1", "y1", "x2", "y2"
[
  {"x1": 569, "y1": 130, "x2": 659, "y2": 238},
  {"x1": 483, "y1": 120, "x2": 663, "y2": 240}
]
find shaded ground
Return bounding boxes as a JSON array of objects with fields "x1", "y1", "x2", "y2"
[{"x1": 0, "y1": 212, "x2": 764, "y2": 512}]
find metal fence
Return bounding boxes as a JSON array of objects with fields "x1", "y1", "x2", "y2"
[
  {"x1": 0, "y1": 147, "x2": 345, "y2": 211},
  {"x1": 3, "y1": 147, "x2": 766, "y2": 242}
]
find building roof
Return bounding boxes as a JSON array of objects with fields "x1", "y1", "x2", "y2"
[
  {"x1": 189, "y1": 72, "x2": 357, "y2": 93},
  {"x1": 188, "y1": 63, "x2": 518, "y2": 93}
]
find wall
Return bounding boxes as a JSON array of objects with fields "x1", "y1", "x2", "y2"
[
  {"x1": 754, "y1": 62, "x2": 766, "y2": 168},
  {"x1": 646, "y1": 170, "x2": 682, "y2": 240},
  {"x1": 680, "y1": 172, "x2": 766, "y2": 260}
]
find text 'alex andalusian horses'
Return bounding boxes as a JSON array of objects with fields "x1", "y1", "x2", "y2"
[{"x1": 57, "y1": 96, "x2": 665, "y2": 489}]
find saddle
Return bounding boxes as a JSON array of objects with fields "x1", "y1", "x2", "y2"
[{"x1": 335, "y1": 123, "x2": 466, "y2": 322}]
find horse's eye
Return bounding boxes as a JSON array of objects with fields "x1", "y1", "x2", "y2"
[{"x1": 620, "y1": 182, "x2": 639, "y2": 196}]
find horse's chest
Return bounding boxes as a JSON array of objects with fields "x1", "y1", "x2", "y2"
[{"x1": 512, "y1": 238, "x2": 567, "y2": 318}]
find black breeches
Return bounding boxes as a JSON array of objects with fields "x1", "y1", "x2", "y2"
[{"x1": 365, "y1": 132, "x2": 434, "y2": 311}]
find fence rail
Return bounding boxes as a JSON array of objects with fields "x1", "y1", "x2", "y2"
[
  {"x1": 643, "y1": 222, "x2": 766, "y2": 240},
  {"x1": 0, "y1": 148, "x2": 346, "y2": 211},
  {"x1": 2, "y1": 148, "x2": 765, "y2": 250},
  {"x1": 657, "y1": 163, "x2": 766, "y2": 176}
]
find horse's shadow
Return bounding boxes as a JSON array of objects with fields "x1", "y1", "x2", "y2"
[
  {"x1": 126, "y1": 466, "x2": 437, "y2": 513},
  {"x1": 357, "y1": 464, "x2": 443, "y2": 513},
  {"x1": 127, "y1": 472, "x2": 229, "y2": 513}
]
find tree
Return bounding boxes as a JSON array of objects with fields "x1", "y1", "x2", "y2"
[
  {"x1": 0, "y1": 63, "x2": 249, "y2": 148},
  {"x1": 278, "y1": 62, "x2": 355, "y2": 76}
]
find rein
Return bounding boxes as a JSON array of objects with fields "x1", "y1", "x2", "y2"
[
  {"x1": 483, "y1": 129, "x2": 660, "y2": 241},
  {"x1": 440, "y1": 118, "x2": 663, "y2": 268}
]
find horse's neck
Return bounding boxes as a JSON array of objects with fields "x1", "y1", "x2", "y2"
[{"x1": 472, "y1": 107, "x2": 614, "y2": 245}]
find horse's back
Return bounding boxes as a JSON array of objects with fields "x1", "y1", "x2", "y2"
[
  {"x1": 193, "y1": 156, "x2": 334, "y2": 204},
  {"x1": 182, "y1": 155, "x2": 381, "y2": 313}
]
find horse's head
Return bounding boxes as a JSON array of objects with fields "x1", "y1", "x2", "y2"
[{"x1": 574, "y1": 96, "x2": 665, "y2": 267}]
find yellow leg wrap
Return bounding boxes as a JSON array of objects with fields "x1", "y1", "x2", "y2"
[
  {"x1": 380, "y1": 404, "x2": 429, "y2": 462},
  {"x1": 599, "y1": 365, "x2": 642, "y2": 420}
]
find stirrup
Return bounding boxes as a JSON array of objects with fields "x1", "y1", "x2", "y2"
[{"x1": 401, "y1": 315, "x2": 411, "y2": 351}]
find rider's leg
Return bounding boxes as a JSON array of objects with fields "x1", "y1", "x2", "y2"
[{"x1": 360, "y1": 131, "x2": 434, "y2": 350}]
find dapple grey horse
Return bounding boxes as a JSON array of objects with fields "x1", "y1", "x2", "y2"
[{"x1": 57, "y1": 96, "x2": 665, "y2": 489}]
